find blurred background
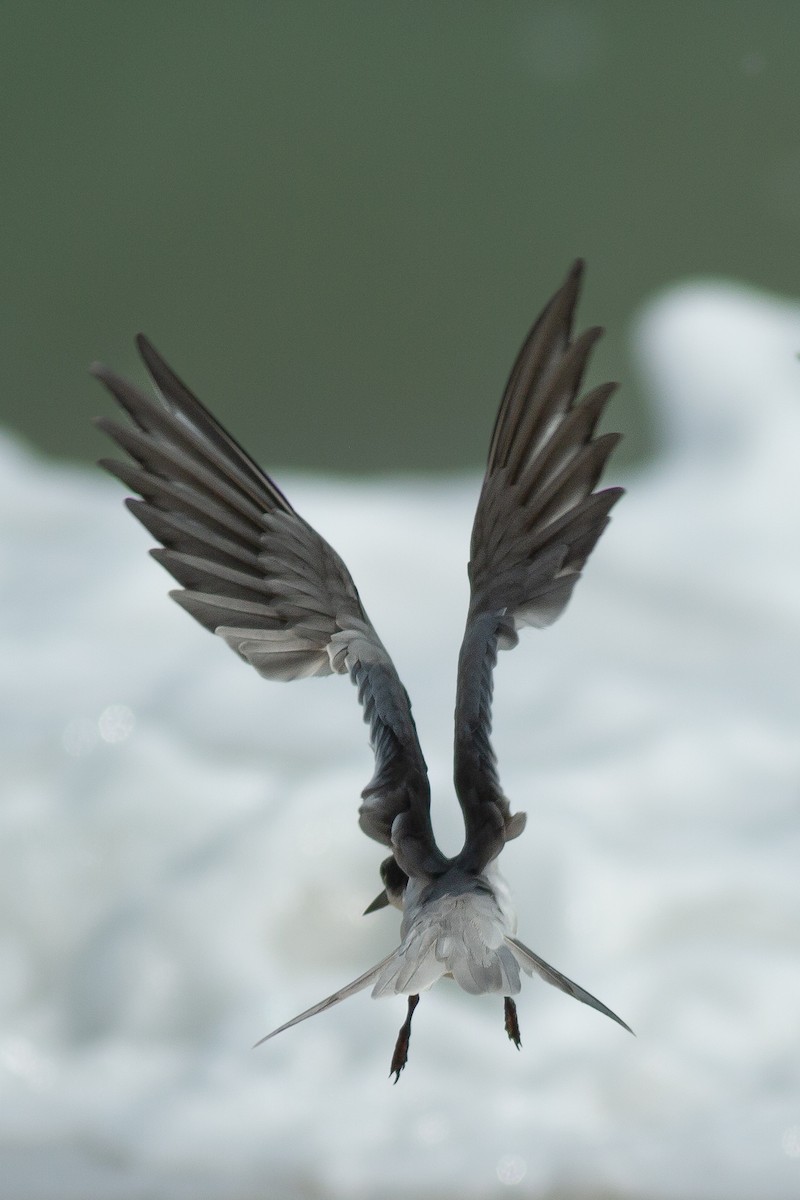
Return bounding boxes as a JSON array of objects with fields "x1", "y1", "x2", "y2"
[
  {"x1": 2, "y1": 0, "x2": 800, "y2": 474},
  {"x1": 4, "y1": 6, "x2": 800, "y2": 1200}
]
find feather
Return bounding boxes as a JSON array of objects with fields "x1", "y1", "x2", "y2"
[
  {"x1": 93, "y1": 339, "x2": 443, "y2": 878},
  {"x1": 453, "y1": 261, "x2": 623, "y2": 873},
  {"x1": 506, "y1": 936, "x2": 633, "y2": 1034}
]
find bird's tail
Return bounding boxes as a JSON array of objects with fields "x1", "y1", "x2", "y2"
[
  {"x1": 253, "y1": 948, "x2": 401, "y2": 1048},
  {"x1": 505, "y1": 935, "x2": 633, "y2": 1034}
]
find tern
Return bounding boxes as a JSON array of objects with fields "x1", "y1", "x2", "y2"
[{"x1": 93, "y1": 260, "x2": 632, "y2": 1080}]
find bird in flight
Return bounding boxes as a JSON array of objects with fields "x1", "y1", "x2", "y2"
[{"x1": 93, "y1": 260, "x2": 631, "y2": 1081}]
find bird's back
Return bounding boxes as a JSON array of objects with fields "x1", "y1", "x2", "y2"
[{"x1": 371, "y1": 865, "x2": 522, "y2": 998}]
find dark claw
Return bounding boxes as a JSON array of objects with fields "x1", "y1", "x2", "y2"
[
  {"x1": 390, "y1": 994, "x2": 420, "y2": 1082},
  {"x1": 504, "y1": 996, "x2": 521, "y2": 1049}
]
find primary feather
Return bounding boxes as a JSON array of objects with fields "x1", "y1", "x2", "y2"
[
  {"x1": 93, "y1": 338, "x2": 443, "y2": 881},
  {"x1": 453, "y1": 260, "x2": 623, "y2": 874}
]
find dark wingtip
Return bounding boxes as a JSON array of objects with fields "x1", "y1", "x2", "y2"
[
  {"x1": 96, "y1": 455, "x2": 123, "y2": 475},
  {"x1": 136, "y1": 333, "x2": 172, "y2": 381},
  {"x1": 557, "y1": 259, "x2": 585, "y2": 311},
  {"x1": 136, "y1": 333, "x2": 164, "y2": 375},
  {"x1": 600, "y1": 483, "x2": 626, "y2": 508},
  {"x1": 607, "y1": 1008, "x2": 636, "y2": 1036},
  {"x1": 563, "y1": 258, "x2": 586, "y2": 296}
]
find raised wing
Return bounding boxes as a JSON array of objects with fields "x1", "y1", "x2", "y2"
[
  {"x1": 93, "y1": 336, "x2": 445, "y2": 878},
  {"x1": 454, "y1": 261, "x2": 623, "y2": 872}
]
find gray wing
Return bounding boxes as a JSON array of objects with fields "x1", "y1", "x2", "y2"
[
  {"x1": 92, "y1": 336, "x2": 444, "y2": 877},
  {"x1": 505, "y1": 936, "x2": 633, "y2": 1033},
  {"x1": 453, "y1": 262, "x2": 623, "y2": 873}
]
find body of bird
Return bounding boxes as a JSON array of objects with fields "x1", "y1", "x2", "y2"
[
  {"x1": 375, "y1": 863, "x2": 520, "y2": 998},
  {"x1": 93, "y1": 260, "x2": 632, "y2": 1079}
]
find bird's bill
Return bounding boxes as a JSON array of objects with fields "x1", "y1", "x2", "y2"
[
  {"x1": 505, "y1": 935, "x2": 633, "y2": 1035},
  {"x1": 363, "y1": 889, "x2": 390, "y2": 914},
  {"x1": 253, "y1": 947, "x2": 401, "y2": 1048}
]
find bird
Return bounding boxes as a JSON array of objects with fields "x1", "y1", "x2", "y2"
[{"x1": 92, "y1": 259, "x2": 632, "y2": 1081}]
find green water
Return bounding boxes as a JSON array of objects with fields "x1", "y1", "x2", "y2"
[{"x1": 2, "y1": 1, "x2": 797, "y2": 473}]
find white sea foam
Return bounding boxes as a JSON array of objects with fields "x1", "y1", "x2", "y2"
[{"x1": 2, "y1": 279, "x2": 800, "y2": 1198}]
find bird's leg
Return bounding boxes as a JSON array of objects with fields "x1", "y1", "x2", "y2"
[
  {"x1": 504, "y1": 996, "x2": 521, "y2": 1049},
  {"x1": 390, "y1": 994, "x2": 420, "y2": 1083}
]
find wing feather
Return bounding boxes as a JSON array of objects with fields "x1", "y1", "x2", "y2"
[
  {"x1": 505, "y1": 936, "x2": 633, "y2": 1033},
  {"x1": 453, "y1": 262, "x2": 623, "y2": 872},
  {"x1": 93, "y1": 337, "x2": 444, "y2": 877},
  {"x1": 253, "y1": 946, "x2": 401, "y2": 1047}
]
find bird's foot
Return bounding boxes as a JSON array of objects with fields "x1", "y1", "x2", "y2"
[
  {"x1": 390, "y1": 994, "x2": 419, "y2": 1083},
  {"x1": 504, "y1": 996, "x2": 521, "y2": 1049}
]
